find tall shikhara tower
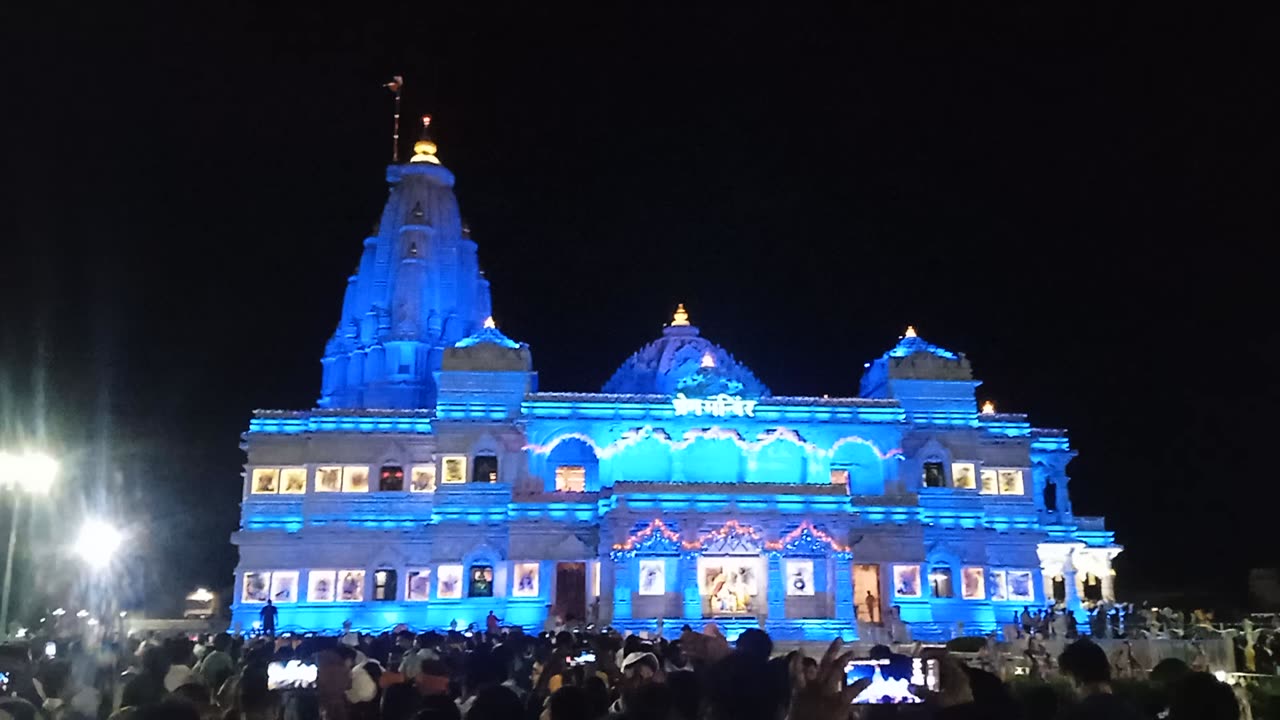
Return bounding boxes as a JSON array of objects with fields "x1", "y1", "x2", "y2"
[{"x1": 318, "y1": 120, "x2": 493, "y2": 409}]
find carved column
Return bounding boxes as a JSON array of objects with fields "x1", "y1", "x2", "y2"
[
  {"x1": 613, "y1": 556, "x2": 632, "y2": 620},
  {"x1": 767, "y1": 553, "x2": 785, "y2": 622},
  {"x1": 680, "y1": 551, "x2": 702, "y2": 620},
  {"x1": 833, "y1": 554, "x2": 855, "y2": 623}
]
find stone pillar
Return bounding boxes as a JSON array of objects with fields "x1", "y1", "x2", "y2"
[
  {"x1": 767, "y1": 553, "x2": 785, "y2": 623},
  {"x1": 680, "y1": 552, "x2": 702, "y2": 620},
  {"x1": 833, "y1": 555, "x2": 855, "y2": 623},
  {"x1": 613, "y1": 556, "x2": 632, "y2": 620}
]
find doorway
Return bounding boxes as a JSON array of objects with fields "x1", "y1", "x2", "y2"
[
  {"x1": 854, "y1": 564, "x2": 881, "y2": 623},
  {"x1": 555, "y1": 562, "x2": 587, "y2": 623}
]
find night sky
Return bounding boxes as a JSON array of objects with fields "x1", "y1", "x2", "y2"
[{"x1": 4, "y1": 3, "x2": 1275, "y2": 610}]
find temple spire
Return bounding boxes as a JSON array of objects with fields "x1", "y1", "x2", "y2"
[
  {"x1": 904, "y1": 325, "x2": 918, "y2": 338},
  {"x1": 411, "y1": 115, "x2": 440, "y2": 164},
  {"x1": 671, "y1": 303, "x2": 690, "y2": 327}
]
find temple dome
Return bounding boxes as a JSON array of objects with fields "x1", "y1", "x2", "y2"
[{"x1": 602, "y1": 305, "x2": 770, "y2": 397}]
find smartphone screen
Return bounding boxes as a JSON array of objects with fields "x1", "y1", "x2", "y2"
[
  {"x1": 846, "y1": 656, "x2": 936, "y2": 704},
  {"x1": 266, "y1": 661, "x2": 318, "y2": 690},
  {"x1": 0, "y1": 670, "x2": 11, "y2": 694},
  {"x1": 44, "y1": 642, "x2": 57, "y2": 658}
]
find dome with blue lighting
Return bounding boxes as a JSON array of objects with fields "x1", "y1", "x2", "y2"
[{"x1": 602, "y1": 305, "x2": 770, "y2": 397}]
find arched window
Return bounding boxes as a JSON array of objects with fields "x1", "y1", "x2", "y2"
[
  {"x1": 929, "y1": 565, "x2": 954, "y2": 598},
  {"x1": 1052, "y1": 575, "x2": 1067, "y2": 603},
  {"x1": 1043, "y1": 480, "x2": 1058, "y2": 511},
  {"x1": 922, "y1": 462, "x2": 946, "y2": 488}
]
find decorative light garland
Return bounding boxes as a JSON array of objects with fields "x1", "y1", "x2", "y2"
[
  {"x1": 610, "y1": 518, "x2": 683, "y2": 559},
  {"x1": 524, "y1": 425, "x2": 901, "y2": 462},
  {"x1": 764, "y1": 520, "x2": 850, "y2": 554}
]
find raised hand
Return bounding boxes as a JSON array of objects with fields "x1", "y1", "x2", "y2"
[{"x1": 787, "y1": 638, "x2": 856, "y2": 720}]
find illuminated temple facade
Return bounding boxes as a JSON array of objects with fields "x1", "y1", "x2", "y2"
[{"x1": 230, "y1": 137, "x2": 1121, "y2": 640}]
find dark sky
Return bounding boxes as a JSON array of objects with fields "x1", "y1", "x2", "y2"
[{"x1": 4, "y1": 3, "x2": 1276, "y2": 608}]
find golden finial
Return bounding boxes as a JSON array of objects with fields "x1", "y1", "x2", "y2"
[
  {"x1": 411, "y1": 115, "x2": 440, "y2": 164},
  {"x1": 483, "y1": 316, "x2": 496, "y2": 329},
  {"x1": 700, "y1": 351, "x2": 716, "y2": 368},
  {"x1": 904, "y1": 325, "x2": 918, "y2": 338},
  {"x1": 981, "y1": 400, "x2": 995, "y2": 415},
  {"x1": 671, "y1": 303, "x2": 690, "y2": 327}
]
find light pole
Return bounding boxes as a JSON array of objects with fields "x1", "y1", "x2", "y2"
[{"x1": 0, "y1": 451, "x2": 58, "y2": 636}]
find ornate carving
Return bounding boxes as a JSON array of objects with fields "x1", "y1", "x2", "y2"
[
  {"x1": 693, "y1": 520, "x2": 764, "y2": 555},
  {"x1": 766, "y1": 521, "x2": 850, "y2": 557},
  {"x1": 611, "y1": 519, "x2": 682, "y2": 559}
]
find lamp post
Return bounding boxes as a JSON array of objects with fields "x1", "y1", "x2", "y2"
[{"x1": 0, "y1": 451, "x2": 58, "y2": 636}]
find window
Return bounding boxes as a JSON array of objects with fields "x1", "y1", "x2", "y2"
[
  {"x1": 242, "y1": 572, "x2": 270, "y2": 603},
  {"x1": 979, "y1": 469, "x2": 998, "y2": 495},
  {"x1": 961, "y1": 567, "x2": 985, "y2": 600},
  {"x1": 988, "y1": 570, "x2": 1007, "y2": 601},
  {"x1": 342, "y1": 466, "x2": 369, "y2": 493},
  {"x1": 280, "y1": 468, "x2": 307, "y2": 494},
  {"x1": 951, "y1": 463, "x2": 977, "y2": 490},
  {"x1": 410, "y1": 465, "x2": 437, "y2": 493},
  {"x1": 406, "y1": 569, "x2": 431, "y2": 601},
  {"x1": 315, "y1": 466, "x2": 342, "y2": 493},
  {"x1": 512, "y1": 563, "x2": 540, "y2": 597},
  {"x1": 473, "y1": 455, "x2": 498, "y2": 483},
  {"x1": 892, "y1": 565, "x2": 922, "y2": 598},
  {"x1": 240, "y1": 571, "x2": 298, "y2": 605},
  {"x1": 998, "y1": 470, "x2": 1024, "y2": 495},
  {"x1": 374, "y1": 569, "x2": 398, "y2": 601},
  {"x1": 929, "y1": 565, "x2": 954, "y2": 598},
  {"x1": 1044, "y1": 480, "x2": 1058, "y2": 511},
  {"x1": 785, "y1": 560, "x2": 815, "y2": 596},
  {"x1": 441, "y1": 456, "x2": 468, "y2": 485},
  {"x1": 555, "y1": 465, "x2": 586, "y2": 492},
  {"x1": 337, "y1": 570, "x2": 366, "y2": 602},
  {"x1": 308, "y1": 571, "x2": 337, "y2": 602},
  {"x1": 987, "y1": 569, "x2": 1034, "y2": 602},
  {"x1": 270, "y1": 572, "x2": 299, "y2": 603},
  {"x1": 251, "y1": 468, "x2": 279, "y2": 494},
  {"x1": 469, "y1": 565, "x2": 495, "y2": 597},
  {"x1": 437, "y1": 565, "x2": 464, "y2": 599},
  {"x1": 638, "y1": 560, "x2": 665, "y2": 596},
  {"x1": 922, "y1": 462, "x2": 945, "y2": 488},
  {"x1": 1006, "y1": 570, "x2": 1035, "y2": 601},
  {"x1": 379, "y1": 466, "x2": 405, "y2": 492},
  {"x1": 829, "y1": 469, "x2": 850, "y2": 485}
]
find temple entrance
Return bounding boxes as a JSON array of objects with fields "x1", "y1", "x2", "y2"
[
  {"x1": 554, "y1": 563, "x2": 587, "y2": 622},
  {"x1": 854, "y1": 564, "x2": 881, "y2": 623},
  {"x1": 1082, "y1": 573, "x2": 1103, "y2": 602},
  {"x1": 1052, "y1": 575, "x2": 1067, "y2": 603}
]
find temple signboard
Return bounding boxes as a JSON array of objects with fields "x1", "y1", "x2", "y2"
[{"x1": 672, "y1": 392, "x2": 757, "y2": 418}]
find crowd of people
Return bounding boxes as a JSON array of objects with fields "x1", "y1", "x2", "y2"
[{"x1": 0, "y1": 620, "x2": 1249, "y2": 720}]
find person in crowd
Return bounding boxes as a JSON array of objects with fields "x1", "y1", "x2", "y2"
[
  {"x1": 1168, "y1": 671, "x2": 1240, "y2": 720},
  {"x1": 1057, "y1": 638, "x2": 1140, "y2": 719},
  {"x1": 119, "y1": 646, "x2": 169, "y2": 710},
  {"x1": 194, "y1": 634, "x2": 235, "y2": 692}
]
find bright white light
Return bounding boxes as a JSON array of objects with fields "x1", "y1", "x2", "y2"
[
  {"x1": 1214, "y1": 670, "x2": 1228, "y2": 683},
  {"x1": 75, "y1": 609, "x2": 89, "y2": 618},
  {"x1": 74, "y1": 519, "x2": 124, "y2": 568},
  {"x1": 188, "y1": 587, "x2": 215, "y2": 602},
  {"x1": 0, "y1": 451, "x2": 58, "y2": 495},
  {"x1": 119, "y1": 611, "x2": 128, "y2": 618},
  {"x1": 87, "y1": 617, "x2": 99, "y2": 626}
]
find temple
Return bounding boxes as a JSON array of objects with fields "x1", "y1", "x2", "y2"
[{"x1": 231, "y1": 126, "x2": 1121, "y2": 640}]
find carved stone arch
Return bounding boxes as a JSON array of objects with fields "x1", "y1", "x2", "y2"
[
  {"x1": 463, "y1": 542, "x2": 505, "y2": 566},
  {"x1": 377, "y1": 439, "x2": 412, "y2": 468},
  {"x1": 470, "y1": 432, "x2": 501, "y2": 457},
  {"x1": 369, "y1": 543, "x2": 408, "y2": 570}
]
